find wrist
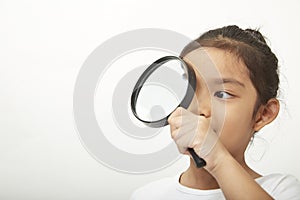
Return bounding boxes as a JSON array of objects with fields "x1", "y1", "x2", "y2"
[{"x1": 203, "y1": 142, "x2": 233, "y2": 176}]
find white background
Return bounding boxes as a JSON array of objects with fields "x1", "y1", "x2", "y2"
[{"x1": 1, "y1": 0, "x2": 300, "y2": 199}]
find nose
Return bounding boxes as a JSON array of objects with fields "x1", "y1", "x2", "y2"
[{"x1": 188, "y1": 80, "x2": 211, "y2": 117}]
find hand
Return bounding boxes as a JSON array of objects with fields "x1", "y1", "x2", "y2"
[{"x1": 168, "y1": 107, "x2": 228, "y2": 172}]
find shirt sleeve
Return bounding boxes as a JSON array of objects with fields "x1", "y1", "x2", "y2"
[{"x1": 269, "y1": 175, "x2": 300, "y2": 200}]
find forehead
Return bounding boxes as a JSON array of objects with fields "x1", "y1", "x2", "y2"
[{"x1": 183, "y1": 47, "x2": 250, "y2": 82}]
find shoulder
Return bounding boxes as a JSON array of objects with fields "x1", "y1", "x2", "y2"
[
  {"x1": 256, "y1": 173, "x2": 300, "y2": 199},
  {"x1": 130, "y1": 176, "x2": 178, "y2": 200}
]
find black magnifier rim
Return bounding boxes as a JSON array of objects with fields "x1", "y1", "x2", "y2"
[{"x1": 131, "y1": 55, "x2": 196, "y2": 128}]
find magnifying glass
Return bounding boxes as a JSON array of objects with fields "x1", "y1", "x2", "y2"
[{"x1": 131, "y1": 56, "x2": 206, "y2": 168}]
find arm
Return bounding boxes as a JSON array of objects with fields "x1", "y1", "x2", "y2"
[{"x1": 205, "y1": 142, "x2": 273, "y2": 200}]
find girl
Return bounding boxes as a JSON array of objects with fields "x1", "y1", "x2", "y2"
[{"x1": 131, "y1": 25, "x2": 300, "y2": 199}]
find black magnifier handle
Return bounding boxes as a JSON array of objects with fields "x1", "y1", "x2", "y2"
[{"x1": 188, "y1": 148, "x2": 206, "y2": 168}]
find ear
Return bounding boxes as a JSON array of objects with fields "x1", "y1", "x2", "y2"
[{"x1": 253, "y1": 98, "x2": 280, "y2": 132}]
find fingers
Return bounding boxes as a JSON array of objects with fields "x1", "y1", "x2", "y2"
[
  {"x1": 168, "y1": 115, "x2": 182, "y2": 130},
  {"x1": 168, "y1": 107, "x2": 215, "y2": 158},
  {"x1": 168, "y1": 107, "x2": 189, "y2": 121},
  {"x1": 168, "y1": 107, "x2": 199, "y2": 141},
  {"x1": 170, "y1": 122, "x2": 196, "y2": 139},
  {"x1": 172, "y1": 128, "x2": 203, "y2": 154},
  {"x1": 168, "y1": 107, "x2": 193, "y2": 125},
  {"x1": 172, "y1": 129, "x2": 192, "y2": 154},
  {"x1": 168, "y1": 107, "x2": 186, "y2": 132}
]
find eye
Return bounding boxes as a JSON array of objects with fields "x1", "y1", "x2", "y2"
[{"x1": 214, "y1": 91, "x2": 233, "y2": 99}]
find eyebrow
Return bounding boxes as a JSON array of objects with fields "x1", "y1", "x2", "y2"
[{"x1": 213, "y1": 78, "x2": 245, "y2": 88}]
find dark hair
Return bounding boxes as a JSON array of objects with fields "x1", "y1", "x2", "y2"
[{"x1": 180, "y1": 25, "x2": 279, "y2": 115}]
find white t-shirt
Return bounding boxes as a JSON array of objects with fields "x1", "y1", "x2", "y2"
[{"x1": 130, "y1": 174, "x2": 300, "y2": 200}]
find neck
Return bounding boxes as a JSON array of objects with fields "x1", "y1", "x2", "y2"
[{"x1": 179, "y1": 157, "x2": 261, "y2": 190}]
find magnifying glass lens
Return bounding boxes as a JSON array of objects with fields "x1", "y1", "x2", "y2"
[{"x1": 135, "y1": 59, "x2": 188, "y2": 122}]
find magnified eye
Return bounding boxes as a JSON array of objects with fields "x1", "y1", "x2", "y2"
[{"x1": 214, "y1": 91, "x2": 233, "y2": 99}]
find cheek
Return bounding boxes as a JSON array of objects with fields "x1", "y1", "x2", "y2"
[{"x1": 217, "y1": 105, "x2": 255, "y2": 155}]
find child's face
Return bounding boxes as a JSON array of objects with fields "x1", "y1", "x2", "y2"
[{"x1": 183, "y1": 47, "x2": 258, "y2": 159}]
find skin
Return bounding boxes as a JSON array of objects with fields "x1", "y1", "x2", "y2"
[{"x1": 168, "y1": 47, "x2": 280, "y2": 200}]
